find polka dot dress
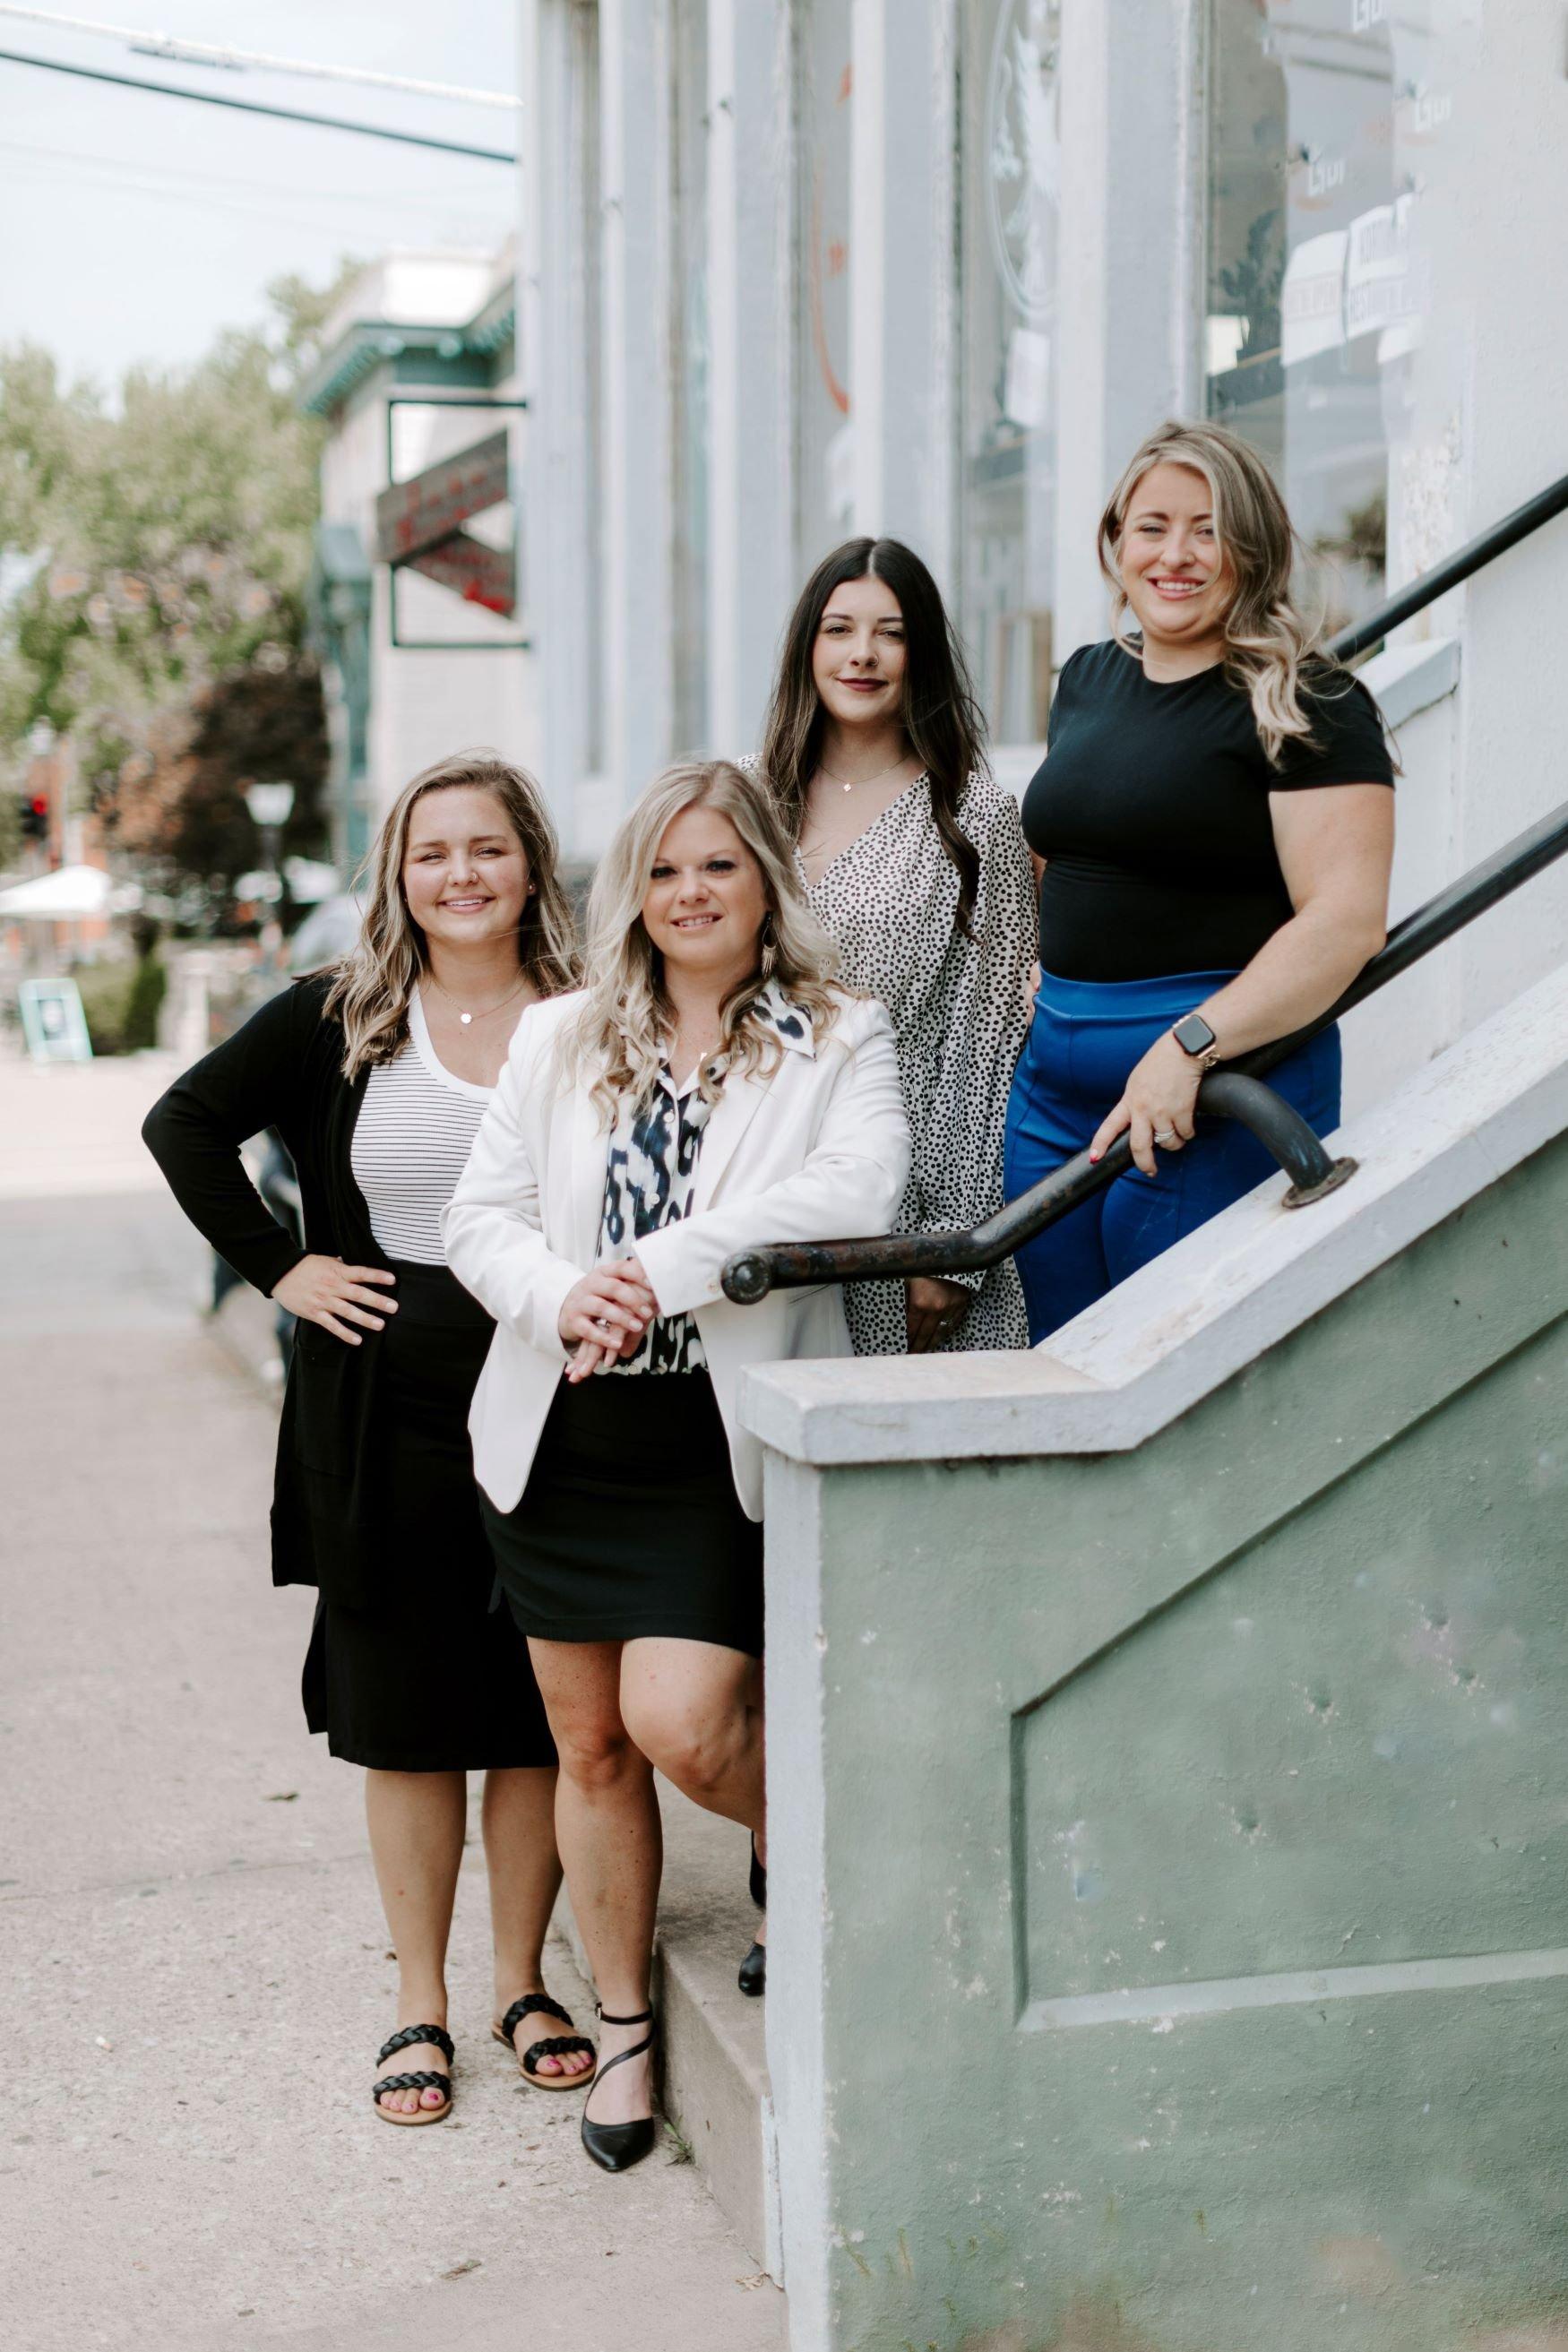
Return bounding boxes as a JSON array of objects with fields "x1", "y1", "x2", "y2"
[{"x1": 797, "y1": 771, "x2": 1036, "y2": 1355}]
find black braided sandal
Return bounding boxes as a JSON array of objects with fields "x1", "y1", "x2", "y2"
[
  {"x1": 372, "y1": 2023, "x2": 454, "y2": 2125},
  {"x1": 492, "y1": 1992, "x2": 598, "y2": 2092}
]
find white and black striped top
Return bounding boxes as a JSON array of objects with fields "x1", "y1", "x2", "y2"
[{"x1": 350, "y1": 990, "x2": 492, "y2": 1265}]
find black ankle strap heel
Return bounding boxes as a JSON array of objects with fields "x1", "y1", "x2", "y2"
[{"x1": 581, "y1": 2004, "x2": 658, "y2": 2175}]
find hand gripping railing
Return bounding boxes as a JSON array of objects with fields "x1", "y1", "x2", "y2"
[{"x1": 720, "y1": 793, "x2": 1568, "y2": 1306}]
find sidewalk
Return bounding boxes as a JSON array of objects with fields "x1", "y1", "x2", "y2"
[{"x1": 0, "y1": 1054, "x2": 786, "y2": 2352}]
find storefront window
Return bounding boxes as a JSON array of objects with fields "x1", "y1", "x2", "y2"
[
  {"x1": 960, "y1": 0, "x2": 1060, "y2": 748},
  {"x1": 794, "y1": 0, "x2": 854, "y2": 577},
  {"x1": 1207, "y1": 0, "x2": 1460, "y2": 629},
  {"x1": 573, "y1": 0, "x2": 604, "y2": 773},
  {"x1": 670, "y1": 0, "x2": 710, "y2": 754}
]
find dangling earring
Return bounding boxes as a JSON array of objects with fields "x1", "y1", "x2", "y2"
[{"x1": 760, "y1": 910, "x2": 777, "y2": 980}]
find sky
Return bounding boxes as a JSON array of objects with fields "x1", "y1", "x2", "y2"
[{"x1": 0, "y1": 3, "x2": 520, "y2": 391}]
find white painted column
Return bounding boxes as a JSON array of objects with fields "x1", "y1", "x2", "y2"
[
  {"x1": 847, "y1": 0, "x2": 958, "y2": 576},
  {"x1": 599, "y1": 0, "x2": 676, "y2": 826},
  {"x1": 707, "y1": 0, "x2": 795, "y2": 756},
  {"x1": 1053, "y1": 0, "x2": 1206, "y2": 661},
  {"x1": 518, "y1": 0, "x2": 599, "y2": 850}
]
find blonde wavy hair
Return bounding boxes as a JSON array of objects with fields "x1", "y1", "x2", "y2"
[
  {"x1": 323, "y1": 750, "x2": 580, "y2": 1080},
  {"x1": 562, "y1": 758, "x2": 844, "y2": 1120},
  {"x1": 1098, "y1": 418, "x2": 1350, "y2": 766}
]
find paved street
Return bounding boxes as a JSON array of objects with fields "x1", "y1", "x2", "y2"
[{"x1": 0, "y1": 1050, "x2": 786, "y2": 2352}]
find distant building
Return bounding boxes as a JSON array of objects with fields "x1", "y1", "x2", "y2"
[{"x1": 300, "y1": 247, "x2": 530, "y2": 873}]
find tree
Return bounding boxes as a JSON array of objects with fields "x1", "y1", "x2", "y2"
[{"x1": 0, "y1": 260, "x2": 361, "y2": 890}]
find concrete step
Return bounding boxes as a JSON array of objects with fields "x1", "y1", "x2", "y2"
[{"x1": 562, "y1": 1787, "x2": 777, "y2": 2277}]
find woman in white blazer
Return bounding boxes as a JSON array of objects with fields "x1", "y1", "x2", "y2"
[{"x1": 443, "y1": 758, "x2": 909, "y2": 2174}]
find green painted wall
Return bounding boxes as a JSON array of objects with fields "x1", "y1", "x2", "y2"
[{"x1": 771, "y1": 1129, "x2": 1568, "y2": 2352}]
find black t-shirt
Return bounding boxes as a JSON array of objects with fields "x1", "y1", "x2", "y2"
[{"x1": 1021, "y1": 638, "x2": 1395, "y2": 983}]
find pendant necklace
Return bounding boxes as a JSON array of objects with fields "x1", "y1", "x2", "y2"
[
  {"x1": 817, "y1": 752, "x2": 909, "y2": 796},
  {"x1": 426, "y1": 974, "x2": 528, "y2": 1028}
]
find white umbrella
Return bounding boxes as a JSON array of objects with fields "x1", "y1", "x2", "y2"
[
  {"x1": 0, "y1": 863, "x2": 124, "y2": 918},
  {"x1": 283, "y1": 856, "x2": 342, "y2": 905}
]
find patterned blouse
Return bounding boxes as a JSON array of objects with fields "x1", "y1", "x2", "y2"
[
  {"x1": 794, "y1": 771, "x2": 1036, "y2": 1356},
  {"x1": 595, "y1": 978, "x2": 814, "y2": 1375}
]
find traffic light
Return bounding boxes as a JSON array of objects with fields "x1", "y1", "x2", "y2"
[{"x1": 20, "y1": 792, "x2": 49, "y2": 842}]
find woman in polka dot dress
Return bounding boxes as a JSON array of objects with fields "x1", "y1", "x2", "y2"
[{"x1": 749, "y1": 537, "x2": 1034, "y2": 1355}]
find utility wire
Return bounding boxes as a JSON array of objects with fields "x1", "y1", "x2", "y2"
[
  {"x1": 0, "y1": 133, "x2": 499, "y2": 210},
  {"x1": 0, "y1": 47, "x2": 519, "y2": 162},
  {"x1": 0, "y1": 6, "x2": 519, "y2": 108},
  {"x1": 0, "y1": 158, "x2": 499, "y2": 242}
]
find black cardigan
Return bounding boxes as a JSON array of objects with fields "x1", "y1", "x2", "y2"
[{"x1": 143, "y1": 974, "x2": 416, "y2": 1609}]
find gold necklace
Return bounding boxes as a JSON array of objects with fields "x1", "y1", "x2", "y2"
[
  {"x1": 817, "y1": 751, "x2": 909, "y2": 795},
  {"x1": 424, "y1": 973, "x2": 528, "y2": 1029}
]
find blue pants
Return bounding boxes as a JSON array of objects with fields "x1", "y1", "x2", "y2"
[{"x1": 1003, "y1": 967, "x2": 1341, "y2": 1345}]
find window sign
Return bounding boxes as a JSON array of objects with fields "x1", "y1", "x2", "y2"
[{"x1": 961, "y1": 0, "x2": 1061, "y2": 747}]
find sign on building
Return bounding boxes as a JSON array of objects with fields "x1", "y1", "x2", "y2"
[{"x1": 374, "y1": 409, "x2": 526, "y2": 640}]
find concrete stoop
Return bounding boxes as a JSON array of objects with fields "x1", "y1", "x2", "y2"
[{"x1": 562, "y1": 1788, "x2": 779, "y2": 2279}]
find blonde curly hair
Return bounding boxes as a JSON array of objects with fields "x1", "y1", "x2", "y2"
[
  {"x1": 561, "y1": 758, "x2": 845, "y2": 1121},
  {"x1": 323, "y1": 750, "x2": 580, "y2": 1080}
]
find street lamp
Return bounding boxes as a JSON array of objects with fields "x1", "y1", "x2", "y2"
[{"x1": 244, "y1": 780, "x2": 296, "y2": 903}]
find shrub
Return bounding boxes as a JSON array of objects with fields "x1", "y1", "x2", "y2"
[{"x1": 73, "y1": 952, "x2": 167, "y2": 1055}]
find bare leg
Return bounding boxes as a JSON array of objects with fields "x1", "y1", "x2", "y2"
[
  {"x1": 620, "y1": 1639, "x2": 764, "y2": 1829},
  {"x1": 528, "y1": 1639, "x2": 661, "y2": 2128},
  {"x1": 621, "y1": 1640, "x2": 766, "y2": 1947},
  {"x1": 365, "y1": 1767, "x2": 466, "y2": 2115},
  {"x1": 481, "y1": 1765, "x2": 590, "y2": 2079}
]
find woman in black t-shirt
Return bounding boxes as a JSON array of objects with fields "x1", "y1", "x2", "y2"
[{"x1": 1004, "y1": 419, "x2": 1395, "y2": 1343}]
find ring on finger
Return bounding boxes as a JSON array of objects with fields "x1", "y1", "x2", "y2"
[{"x1": 1154, "y1": 1127, "x2": 1179, "y2": 1147}]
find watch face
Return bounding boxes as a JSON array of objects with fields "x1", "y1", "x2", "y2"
[{"x1": 1175, "y1": 1013, "x2": 1216, "y2": 1055}]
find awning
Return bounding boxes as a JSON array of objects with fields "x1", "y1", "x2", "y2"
[{"x1": 0, "y1": 864, "x2": 139, "y2": 918}]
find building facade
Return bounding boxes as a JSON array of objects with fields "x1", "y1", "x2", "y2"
[
  {"x1": 301, "y1": 249, "x2": 531, "y2": 873},
  {"x1": 518, "y1": 0, "x2": 1568, "y2": 1103}
]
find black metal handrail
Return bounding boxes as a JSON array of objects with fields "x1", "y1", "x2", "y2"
[{"x1": 722, "y1": 817, "x2": 1568, "y2": 1309}]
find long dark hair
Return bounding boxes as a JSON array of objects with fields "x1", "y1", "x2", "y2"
[{"x1": 756, "y1": 537, "x2": 986, "y2": 936}]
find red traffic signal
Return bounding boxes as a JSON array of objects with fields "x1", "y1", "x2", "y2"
[{"x1": 21, "y1": 793, "x2": 49, "y2": 841}]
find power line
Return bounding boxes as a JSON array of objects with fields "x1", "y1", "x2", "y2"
[
  {"x1": 0, "y1": 134, "x2": 501, "y2": 211},
  {"x1": 0, "y1": 6, "x2": 519, "y2": 108},
  {"x1": 0, "y1": 47, "x2": 519, "y2": 163},
  {"x1": 0, "y1": 159, "x2": 502, "y2": 243},
  {"x1": 0, "y1": 157, "x2": 417, "y2": 239}
]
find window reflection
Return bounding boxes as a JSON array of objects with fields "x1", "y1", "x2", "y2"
[
  {"x1": 961, "y1": 0, "x2": 1060, "y2": 747},
  {"x1": 671, "y1": 0, "x2": 710, "y2": 753},
  {"x1": 1207, "y1": 0, "x2": 1456, "y2": 630},
  {"x1": 795, "y1": 3, "x2": 854, "y2": 574}
]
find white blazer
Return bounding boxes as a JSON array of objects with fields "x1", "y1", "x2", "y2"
[{"x1": 443, "y1": 986, "x2": 911, "y2": 1521}]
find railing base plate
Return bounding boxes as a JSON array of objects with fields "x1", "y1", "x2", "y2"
[{"x1": 1282, "y1": 1154, "x2": 1358, "y2": 1210}]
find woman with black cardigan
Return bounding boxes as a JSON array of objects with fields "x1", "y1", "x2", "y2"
[{"x1": 143, "y1": 752, "x2": 598, "y2": 2124}]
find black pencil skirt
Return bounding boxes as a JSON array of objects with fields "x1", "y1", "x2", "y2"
[
  {"x1": 481, "y1": 1367, "x2": 763, "y2": 1659},
  {"x1": 301, "y1": 1259, "x2": 556, "y2": 1773}
]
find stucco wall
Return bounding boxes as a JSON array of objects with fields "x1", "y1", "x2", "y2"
[{"x1": 765, "y1": 1129, "x2": 1568, "y2": 2351}]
